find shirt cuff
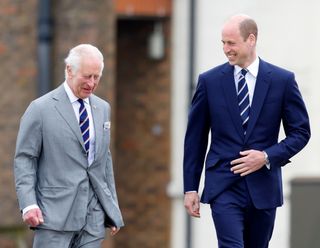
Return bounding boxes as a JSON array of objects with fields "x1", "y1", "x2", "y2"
[{"x1": 22, "y1": 204, "x2": 40, "y2": 216}]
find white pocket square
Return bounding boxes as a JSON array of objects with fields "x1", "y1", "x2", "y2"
[{"x1": 103, "y1": 121, "x2": 111, "y2": 130}]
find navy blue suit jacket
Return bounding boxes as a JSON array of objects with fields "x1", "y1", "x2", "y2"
[{"x1": 183, "y1": 59, "x2": 310, "y2": 209}]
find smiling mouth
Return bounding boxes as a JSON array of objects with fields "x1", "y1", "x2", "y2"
[{"x1": 227, "y1": 55, "x2": 237, "y2": 61}]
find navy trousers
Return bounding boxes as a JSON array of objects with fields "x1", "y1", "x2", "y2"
[{"x1": 210, "y1": 178, "x2": 276, "y2": 248}]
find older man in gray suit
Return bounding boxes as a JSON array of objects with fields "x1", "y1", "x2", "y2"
[{"x1": 14, "y1": 44, "x2": 124, "y2": 247}]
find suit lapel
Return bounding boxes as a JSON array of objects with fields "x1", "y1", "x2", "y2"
[
  {"x1": 90, "y1": 96, "x2": 103, "y2": 161},
  {"x1": 221, "y1": 64, "x2": 245, "y2": 139},
  {"x1": 244, "y1": 60, "x2": 271, "y2": 142},
  {"x1": 52, "y1": 85, "x2": 85, "y2": 151}
]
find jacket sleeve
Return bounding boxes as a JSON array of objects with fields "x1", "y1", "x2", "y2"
[
  {"x1": 183, "y1": 75, "x2": 211, "y2": 192},
  {"x1": 264, "y1": 73, "x2": 310, "y2": 167},
  {"x1": 14, "y1": 101, "x2": 42, "y2": 210}
]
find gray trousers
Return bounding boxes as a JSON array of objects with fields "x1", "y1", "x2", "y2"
[
  {"x1": 33, "y1": 190, "x2": 106, "y2": 248},
  {"x1": 33, "y1": 228, "x2": 104, "y2": 248}
]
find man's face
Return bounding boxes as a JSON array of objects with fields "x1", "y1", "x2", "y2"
[
  {"x1": 221, "y1": 22, "x2": 254, "y2": 68},
  {"x1": 67, "y1": 56, "x2": 102, "y2": 99}
]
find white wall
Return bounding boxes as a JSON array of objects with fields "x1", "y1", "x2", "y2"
[
  {"x1": 171, "y1": 0, "x2": 320, "y2": 247},
  {"x1": 169, "y1": 0, "x2": 190, "y2": 247}
]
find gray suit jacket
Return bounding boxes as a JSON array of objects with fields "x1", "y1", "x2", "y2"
[{"x1": 14, "y1": 84, "x2": 124, "y2": 231}]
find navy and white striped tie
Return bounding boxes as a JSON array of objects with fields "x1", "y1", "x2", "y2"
[
  {"x1": 78, "y1": 99, "x2": 90, "y2": 154},
  {"x1": 237, "y1": 69, "x2": 250, "y2": 134}
]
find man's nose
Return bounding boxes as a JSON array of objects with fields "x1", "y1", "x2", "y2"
[{"x1": 88, "y1": 76, "x2": 95, "y2": 86}]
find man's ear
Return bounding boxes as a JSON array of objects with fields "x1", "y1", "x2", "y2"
[
  {"x1": 66, "y1": 65, "x2": 73, "y2": 78},
  {"x1": 248, "y1": 33, "x2": 256, "y2": 46}
]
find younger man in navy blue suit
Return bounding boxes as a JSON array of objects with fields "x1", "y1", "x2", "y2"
[{"x1": 183, "y1": 14, "x2": 310, "y2": 247}]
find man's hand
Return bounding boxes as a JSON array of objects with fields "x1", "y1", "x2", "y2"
[
  {"x1": 230, "y1": 149, "x2": 266, "y2": 176},
  {"x1": 184, "y1": 192, "x2": 200, "y2": 218},
  {"x1": 23, "y1": 208, "x2": 44, "y2": 227},
  {"x1": 110, "y1": 226, "x2": 120, "y2": 236}
]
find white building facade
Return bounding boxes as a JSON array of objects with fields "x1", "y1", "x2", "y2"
[{"x1": 170, "y1": 1, "x2": 320, "y2": 247}]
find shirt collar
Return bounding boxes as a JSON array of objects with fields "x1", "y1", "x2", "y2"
[
  {"x1": 234, "y1": 56, "x2": 260, "y2": 78},
  {"x1": 63, "y1": 81, "x2": 90, "y2": 105}
]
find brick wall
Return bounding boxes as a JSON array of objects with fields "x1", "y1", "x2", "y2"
[
  {"x1": 52, "y1": 0, "x2": 116, "y2": 105},
  {"x1": 0, "y1": 1, "x2": 172, "y2": 247},
  {"x1": 0, "y1": 0, "x2": 38, "y2": 246},
  {"x1": 114, "y1": 19, "x2": 171, "y2": 248}
]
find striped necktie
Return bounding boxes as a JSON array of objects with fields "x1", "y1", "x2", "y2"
[
  {"x1": 237, "y1": 69, "x2": 250, "y2": 134},
  {"x1": 78, "y1": 99, "x2": 90, "y2": 154}
]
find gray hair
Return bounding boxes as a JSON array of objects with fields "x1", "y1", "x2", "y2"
[{"x1": 64, "y1": 44, "x2": 104, "y2": 79}]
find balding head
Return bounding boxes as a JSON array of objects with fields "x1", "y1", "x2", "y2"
[{"x1": 224, "y1": 14, "x2": 258, "y2": 42}]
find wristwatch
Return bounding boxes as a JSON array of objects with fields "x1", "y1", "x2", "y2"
[{"x1": 263, "y1": 151, "x2": 270, "y2": 168}]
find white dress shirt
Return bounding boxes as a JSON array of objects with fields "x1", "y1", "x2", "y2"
[{"x1": 234, "y1": 56, "x2": 260, "y2": 105}]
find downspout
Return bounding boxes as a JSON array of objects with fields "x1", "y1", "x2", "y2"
[
  {"x1": 186, "y1": 0, "x2": 196, "y2": 247},
  {"x1": 38, "y1": 0, "x2": 52, "y2": 96}
]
